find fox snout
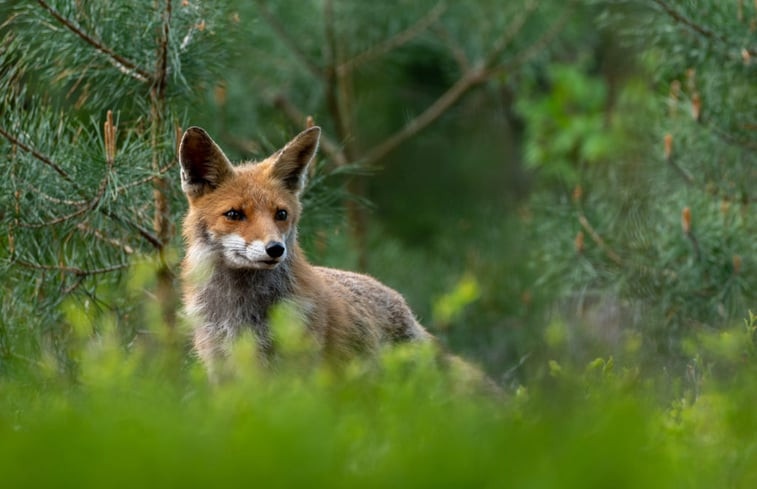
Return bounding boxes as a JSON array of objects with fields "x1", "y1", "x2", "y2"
[
  {"x1": 265, "y1": 241, "x2": 286, "y2": 258},
  {"x1": 219, "y1": 234, "x2": 288, "y2": 269}
]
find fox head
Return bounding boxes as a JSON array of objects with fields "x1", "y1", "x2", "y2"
[{"x1": 179, "y1": 126, "x2": 320, "y2": 270}]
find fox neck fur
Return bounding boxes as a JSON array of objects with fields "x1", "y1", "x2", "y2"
[{"x1": 184, "y1": 223, "x2": 305, "y2": 357}]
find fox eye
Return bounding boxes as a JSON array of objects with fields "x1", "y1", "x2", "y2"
[
  {"x1": 275, "y1": 209, "x2": 288, "y2": 221},
  {"x1": 223, "y1": 209, "x2": 244, "y2": 221}
]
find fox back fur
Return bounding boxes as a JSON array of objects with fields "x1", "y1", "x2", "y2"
[{"x1": 179, "y1": 126, "x2": 431, "y2": 372}]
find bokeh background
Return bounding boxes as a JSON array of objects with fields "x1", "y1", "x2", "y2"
[{"x1": 0, "y1": 1, "x2": 755, "y2": 485}]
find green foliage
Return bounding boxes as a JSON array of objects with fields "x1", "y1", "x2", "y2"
[
  {"x1": 432, "y1": 274, "x2": 481, "y2": 328},
  {"x1": 0, "y1": 0, "x2": 351, "y2": 360},
  {"x1": 517, "y1": 63, "x2": 622, "y2": 183},
  {"x1": 0, "y1": 0, "x2": 589, "y2": 372},
  {"x1": 0, "y1": 0, "x2": 237, "y2": 355},
  {"x1": 522, "y1": 0, "x2": 756, "y2": 368},
  {"x1": 3, "y1": 282, "x2": 757, "y2": 487}
]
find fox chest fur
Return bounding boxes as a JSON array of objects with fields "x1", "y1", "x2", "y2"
[{"x1": 179, "y1": 126, "x2": 430, "y2": 371}]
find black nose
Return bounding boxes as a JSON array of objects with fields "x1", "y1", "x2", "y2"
[{"x1": 265, "y1": 241, "x2": 285, "y2": 258}]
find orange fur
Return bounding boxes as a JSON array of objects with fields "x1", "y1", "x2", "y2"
[{"x1": 179, "y1": 127, "x2": 431, "y2": 374}]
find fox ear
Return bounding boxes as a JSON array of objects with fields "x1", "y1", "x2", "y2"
[
  {"x1": 179, "y1": 127, "x2": 234, "y2": 199},
  {"x1": 271, "y1": 127, "x2": 320, "y2": 193}
]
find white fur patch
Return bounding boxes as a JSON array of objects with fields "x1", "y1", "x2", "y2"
[
  {"x1": 220, "y1": 234, "x2": 286, "y2": 268},
  {"x1": 184, "y1": 241, "x2": 216, "y2": 286},
  {"x1": 185, "y1": 241, "x2": 215, "y2": 268}
]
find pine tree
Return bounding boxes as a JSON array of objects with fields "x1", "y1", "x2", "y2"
[
  {"x1": 527, "y1": 0, "x2": 755, "y2": 366},
  {"x1": 0, "y1": 1, "x2": 232, "y2": 361}
]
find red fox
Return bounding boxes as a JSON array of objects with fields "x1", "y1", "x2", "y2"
[{"x1": 179, "y1": 126, "x2": 432, "y2": 373}]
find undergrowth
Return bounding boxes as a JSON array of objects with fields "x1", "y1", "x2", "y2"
[{"x1": 1, "y1": 260, "x2": 755, "y2": 488}]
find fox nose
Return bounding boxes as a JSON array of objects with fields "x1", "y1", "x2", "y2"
[{"x1": 265, "y1": 241, "x2": 285, "y2": 258}]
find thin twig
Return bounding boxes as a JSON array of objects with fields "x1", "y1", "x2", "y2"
[
  {"x1": 5, "y1": 350, "x2": 46, "y2": 368},
  {"x1": 578, "y1": 213, "x2": 623, "y2": 266},
  {"x1": 77, "y1": 222, "x2": 134, "y2": 255},
  {"x1": 501, "y1": 352, "x2": 532, "y2": 381},
  {"x1": 0, "y1": 124, "x2": 75, "y2": 184},
  {"x1": 485, "y1": 0, "x2": 540, "y2": 67},
  {"x1": 652, "y1": 0, "x2": 726, "y2": 43},
  {"x1": 358, "y1": 1, "x2": 573, "y2": 167},
  {"x1": 487, "y1": 0, "x2": 576, "y2": 79},
  {"x1": 667, "y1": 154, "x2": 695, "y2": 185},
  {"x1": 27, "y1": 184, "x2": 87, "y2": 206},
  {"x1": 114, "y1": 158, "x2": 178, "y2": 193},
  {"x1": 61, "y1": 275, "x2": 85, "y2": 295},
  {"x1": 360, "y1": 68, "x2": 487, "y2": 167},
  {"x1": 254, "y1": 0, "x2": 323, "y2": 79},
  {"x1": 102, "y1": 209, "x2": 163, "y2": 249},
  {"x1": 702, "y1": 115, "x2": 757, "y2": 151},
  {"x1": 37, "y1": 0, "x2": 151, "y2": 82},
  {"x1": 338, "y1": 2, "x2": 447, "y2": 75},
  {"x1": 685, "y1": 232, "x2": 701, "y2": 261},
  {"x1": 432, "y1": 25, "x2": 471, "y2": 72},
  {"x1": 16, "y1": 260, "x2": 129, "y2": 276},
  {"x1": 652, "y1": 0, "x2": 756, "y2": 56},
  {"x1": 18, "y1": 204, "x2": 91, "y2": 229},
  {"x1": 273, "y1": 94, "x2": 349, "y2": 167}
]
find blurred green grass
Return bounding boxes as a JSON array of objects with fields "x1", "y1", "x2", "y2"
[{"x1": 2, "y1": 276, "x2": 756, "y2": 488}]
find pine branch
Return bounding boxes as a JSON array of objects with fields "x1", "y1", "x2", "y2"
[
  {"x1": 27, "y1": 184, "x2": 87, "y2": 207},
  {"x1": 359, "y1": 1, "x2": 574, "y2": 167},
  {"x1": 16, "y1": 260, "x2": 129, "y2": 276},
  {"x1": 1, "y1": 122, "x2": 163, "y2": 248},
  {"x1": 702, "y1": 115, "x2": 757, "y2": 152},
  {"x1": 360, "y1": 68, "x2": 487, "y2": 167},
  {"x1": 102, "y1": 210, "x2": 163, "y2": 249},
  {"x1": 652, "y1": 0, "x2": 757, "y2": 57},
  {"x1": 337, "y1": 2, "x2": 447, "y2": 75},
  {"x1": 76, "y1": 222, "x2": 134, "y2": 255},
  {"x1": 114, "y1": 158, "x2": 178, "y2": 194},
  {"x1": 664, "y1": 133, "x2": 754, "y2": 202},
  {"x1": 18, "y1": 204, "x2": 91, "y2": 229},
  {"x1": 667, "y1": 158, "x2": 694, "y2": 185},
  {"x1": 578, "y1": 214, "x2": 624, "y2": 266},
  {"x1": 685, "y1": 231, "x2": 701, "y2": 261},
  {"x1": 254, "y1": 0, "x2": 324, "y2": 79},
  {"x1": 61, "y1": 275, "x2": 85, "y2": 295},
  {"x1": 36, "y1": 0, "x2": 152, "y2": 82},
  {"x1": 0, "y1": 124, "x2": 75, "y2": 184},
  {"x1": 16, "y1": 114, "x2": 115, "y2": 230}
]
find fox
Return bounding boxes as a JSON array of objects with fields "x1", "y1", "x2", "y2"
[{"x1": 178, "y1": 125, "x2": 433, "y2": 374}]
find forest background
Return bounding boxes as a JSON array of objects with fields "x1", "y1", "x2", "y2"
[{"x1": 0, "y1": 1, "x2": 755, "y2": 486}]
